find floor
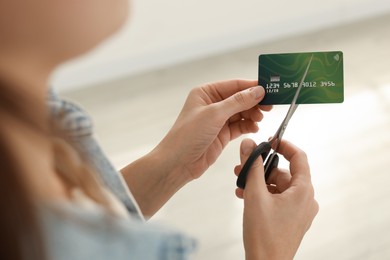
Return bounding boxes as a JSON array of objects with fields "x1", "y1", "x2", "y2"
[{"x1": 61, "y1": 13, "x2": 390, "y2": 260}]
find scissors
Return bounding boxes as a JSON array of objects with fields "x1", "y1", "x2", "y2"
[{"x1": 236, "y1": 55, "x2": 314, "y2": 189}]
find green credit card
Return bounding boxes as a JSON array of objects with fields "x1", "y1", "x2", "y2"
[{"x1": 258, "y1": 51, "x2": 344, "y2": 105}]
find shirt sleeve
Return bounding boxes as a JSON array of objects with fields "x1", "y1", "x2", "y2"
[{"x1": 41, "y1": 204, "x2": 197, "y2": 260}]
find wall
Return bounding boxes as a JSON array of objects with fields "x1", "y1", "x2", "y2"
[{"x1": 51, "y1": 0, "x2": 390, "y2": 91}]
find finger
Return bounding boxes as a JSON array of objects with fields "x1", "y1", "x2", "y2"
[
  {"x1": 266, "y1": 168, "x2": 292, "y2": 193},
  {"x1": 229, "y1": 120, "x2": 259, "y2": 140},
  {"x1": 235, "y1": 188, "x2": 244, "y2": 199},
  {"x1": 259, "y1": 105, "x2": 273, "y2": 112},
  {"x1": 203, "y1": 79, "x2": 259, "y2": 101},
  {"x1": 241, "y1": 107, "x2": 264, "y2": 123},
  {"x1": 267, "y1": 184, "x2": 279, "y2": 194},
  {"x1": 229, "y1": 113, "x2": 242, "y2": 124},
  {"x1": 229, "y1": 107, "x2": 263, "y2": 123},
  {"x1": 214, "y1": 86, "x2": 265, "y2": 118},
  {"x1": 229, "y1": 107, "x2": 264, "y2": 133},
  {"x1": 239, "y1": 139, "x2": 268, "y2": 195},
  {"x1": 277, "y1": 140, "x2": 311, "y2": 184},
  {"x1": 239, "y1": 138, "x2": 258, "y2": 166},
  {"x1": 234, "y1": 165, "x2": 242, "y2": 177}
]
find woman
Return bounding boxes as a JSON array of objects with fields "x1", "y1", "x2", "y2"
[{"x1": 0, "y1": 0, "x2": 318, "y2": 259}]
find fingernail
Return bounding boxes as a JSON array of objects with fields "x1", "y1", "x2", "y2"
[{"x1": 249, "y1": 86, "x2": 265, "y2": 99}]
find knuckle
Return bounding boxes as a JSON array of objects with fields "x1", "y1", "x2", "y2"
[
  {"x1": 298, "y1": 149, "x2": 308, "y2": 161},
  {"x1": 233, "y1": 91, "x2": 246, "y2": 105},
  {"x1": 189, "y1": 86, "x2": 200, "y2": 95},
  {"x1": 313, "y1": 199, "x2": 320, "y2": 215},
  {"x1": 296, "y1": 181, "x2": 315, "y2": 200},
  {"x1": 209, "y1": 104, "x2": 225, "y2": 122},
  {"x1": 252, "y1": 157, "x2": 264, "y2": 169},
  {"x1": 306, "y1": 183, "x2": 315, "y2": 197}
]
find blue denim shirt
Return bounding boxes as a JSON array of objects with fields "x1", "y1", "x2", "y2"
[{"x1": 43, "y1": 91, "x2": 197, "y2": 260}]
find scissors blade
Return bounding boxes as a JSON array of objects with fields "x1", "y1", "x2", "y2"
[
  {"x1": 286, "y1": 54, "x2": 314, "y2": 118},
  {"x1": 269, "y1": 54, "x2": 314, "y2": 149}
]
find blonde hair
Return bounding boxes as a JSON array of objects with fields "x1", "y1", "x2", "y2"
[
  {"x1": 0, "y1": 81, "x2": 114, "y2": 260},
  {"x1": 51, "y1": 136, "x2": 112, "y2": 208}
]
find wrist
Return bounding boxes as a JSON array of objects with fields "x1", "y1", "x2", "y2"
[
  {"x1": 153, "y1": 127, "x2": 197, "y2": 181},
  {"x1": 150, "y1": 141, "x2": 193, "y2": 186},
  {"x1": 121, "y1": 144, "x2": 191, "y2": 217},
  {"x1": 245, "y1": 250, "x2": 291, "y2": 260},
  {"x1": 244, "y1": 240, "x2": 296, "y2": 260}
]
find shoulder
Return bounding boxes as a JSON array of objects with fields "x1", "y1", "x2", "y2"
[{"x1": 47, "y1": 89, "x2": 94, "y2": 137}]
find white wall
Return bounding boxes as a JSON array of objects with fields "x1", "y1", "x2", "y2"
[{"x1": 51, "y1": 0, "x2": 390, "y2": 91}]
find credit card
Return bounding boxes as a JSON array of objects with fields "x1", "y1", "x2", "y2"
[{"x1": 258, "y1": 51, "x2": 344, "y2": 105}]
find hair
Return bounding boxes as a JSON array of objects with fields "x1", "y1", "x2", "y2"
[
  {"x1": 0, "y1": 80, "x2": 112, "y2": 259},
  {"x1": 0, "y1": 130, "x2": 46, "y2": 260}
]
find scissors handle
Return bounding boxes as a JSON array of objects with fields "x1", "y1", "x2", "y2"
[
  {"x1": 236, "y1": 142, "x2": 271, "y2": 189},
  {"x1": 264, "y1": 153, "x2": 279, "y2": 180}
]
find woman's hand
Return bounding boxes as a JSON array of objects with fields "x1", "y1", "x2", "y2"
[
  {"x1": 122, "y1": 79, "x2": 271, "y2": 217},
  {"x1": 235, "y1": 139, "x2": 319, "y2": 260},
  {"x1": 157, "y1": 79, "x2": 271, "y2": 180}
]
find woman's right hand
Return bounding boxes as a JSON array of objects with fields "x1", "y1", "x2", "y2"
[{"x1": 235, "y1": 139, "x2": 319, "y2": 260}]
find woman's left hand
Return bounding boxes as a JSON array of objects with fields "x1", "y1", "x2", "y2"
[
  {"x1": 122, "y1": 79, "x2": 272, "y2": 216},
  {"x1": 156, "y1": 79, "x2": 272, "y2": 180}
]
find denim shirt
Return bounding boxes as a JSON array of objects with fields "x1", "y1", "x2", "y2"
[{"x1": 43, "y1": 91, "x2": 197, "y2": 260}]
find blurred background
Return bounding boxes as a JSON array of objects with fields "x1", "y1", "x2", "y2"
[{"x1": 54, "y1": 0, "x2": 390, "y2": 259}]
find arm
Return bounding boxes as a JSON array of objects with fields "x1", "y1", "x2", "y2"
[
  {"x1": 235, "y1": 139, "x2": 319, "y2": 260},
  {"x1": 121, "y1": 79, "x2": 271, "y2": 217}
]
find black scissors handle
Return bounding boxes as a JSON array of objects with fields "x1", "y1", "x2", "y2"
[
  {"x1": 236, "y1": 142, "x2": 279, "y2": 189},
  {"x1": 264, "y1": 152, "x2": 279, "y2": 181}
]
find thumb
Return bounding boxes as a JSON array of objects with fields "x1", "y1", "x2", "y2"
[
  {"x1": 240, "y1": 139, "x2": 268, "y2": 196},
  {"x1": 218, "y1": 86, "x2": 265, "y2": 117}
]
